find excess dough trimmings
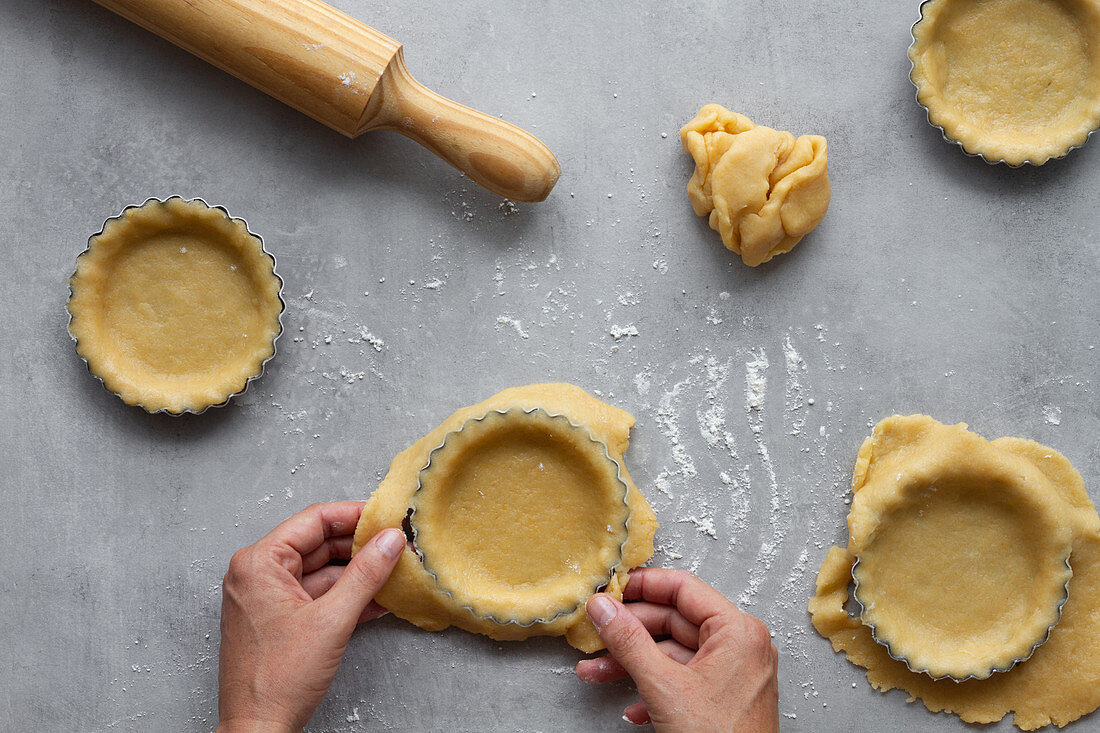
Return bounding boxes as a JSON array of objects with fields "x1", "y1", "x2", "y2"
[
  {"x1": 352, "y1": 383, "x2": 659, "y2": 652},
  {"x1": 909, "y1": 0, "x2": 1100, "y2": 165},
  {"x1": 67, "y1": 197, "x2": 283, "y2": 414},
  {"x1": 810, "y1": 415, "x2": 1100, "y2": 729},
  {"x1": 680, "y1": 104, "x2": 830, "y2": 266}
]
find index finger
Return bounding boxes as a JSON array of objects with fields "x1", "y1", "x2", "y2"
[
  {"x1": 623, "y1": 568, "x2": 737, "y2": 627},
  {"x1": 258, "y1": 501, "x2": 366, "y2": 557}
]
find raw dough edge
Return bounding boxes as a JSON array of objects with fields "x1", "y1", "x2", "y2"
[
  {"x1": 810, "y1": 415, "x2": 1100, "y2": 729},
  {"x1": 352, "y1": 382, "x2": 659, "y2": 653}
]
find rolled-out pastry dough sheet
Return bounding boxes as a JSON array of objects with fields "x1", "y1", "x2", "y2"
[
  {"x1": 851, "y1": 419, "x2": 1074, "y2": 680},
  {"x1": 810, "y1": 415, "x2": 1100, "y2": 729},
  {"x1": 352, "y1": 383, "x2": 658, "y2": 653}
]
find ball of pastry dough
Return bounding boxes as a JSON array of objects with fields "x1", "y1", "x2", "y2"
[{"x1": 680, "y1": 104, "x2": 830, "y2": 266}]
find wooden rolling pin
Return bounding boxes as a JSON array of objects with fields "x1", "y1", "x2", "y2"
[{"x1": 92, "y1": 0, "x2": 560, "y2": 202}]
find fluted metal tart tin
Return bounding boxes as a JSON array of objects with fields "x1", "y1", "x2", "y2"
[
  {"x1": 852, "y1": 555, "x2": 1072, "y2": 682},
  {"x1": 65, "y1": 196, "x2": 285, "y2": 416},
  {"x1": 908, "y1": 0, "x2": 1099, "y2": 167},
  {"x1": 409, "y1": 407, "x2": 632, "y2": 626}
]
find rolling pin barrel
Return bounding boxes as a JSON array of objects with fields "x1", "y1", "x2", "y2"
[{"x1": 92, "y1": 0, "x2": 560, "y2": 201}]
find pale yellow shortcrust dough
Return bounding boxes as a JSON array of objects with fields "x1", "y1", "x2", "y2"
[
  {"x1": 352, "y1": 383, "x2": 659, "y2": 653},
  {"x1": 413, "y1": 408, "x2": 631, "y2": 626},
  {"x1": 811, "y1": 415, "x2": 1100, "y2": 729},
  {"x1": 680, "y1": 104, "x2": 830, "y2": 267},
  {"x1": 67, "y1": 197, "x2": 283, "y2": 414},
  {"x1": 910, "y1": 0, "x2": 1100, "y2": 165}
]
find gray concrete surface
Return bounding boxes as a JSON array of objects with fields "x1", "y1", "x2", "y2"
[{"x1": 2, "y1": 0, "x2": 1098, "y2": 730}]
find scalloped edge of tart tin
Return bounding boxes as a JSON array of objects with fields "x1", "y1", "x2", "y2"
[
  {"x1": 409, "y1": 407, "x2": 632, "y2": 627},
  {"x1": 65, "y1": 195, "x2": 285, "y2": 416},
  {"x1": 852, "y1": 554, "x2": 1072, "y2": 681},
  {"x1": 908, "y1": 0, "x2": 1099, "y2": 167}
]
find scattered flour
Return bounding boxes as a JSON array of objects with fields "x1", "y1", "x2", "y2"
[
  {"x1": 609, "y1": 324, "x2": 639, "y2": 341},
  {"x1": 782, "y1": 334, "x2": 807, "y2": 435},
  {"x1": 680, "y1": 513, "x2": 717, "y2": 538},
  {"x1": 745, "y1": 348, "x2": 769, "y2": 410},
  {"x1": 495, "y1": 315, "x2": 529, "y2": 339},
  {"x1": 634, "y1": 365, "x2": 654, "y2": 395},
  {"x1": 698, "y1": 357, "x2": 735, "y2": 454},
  {"x1": 616, "y1": 290, "x2": 641, "y2": 306},
  {"x1": 740, "y1": 348, "x2": 789, "y2": 606},
  {"x1": 653, "y1": 377, "x2": 697, "y2": 496},
  {"x1": 779, "y1": 547, "x2": 812, "y2": 608},
  {"x1": 349, "y1": 326, "x2": 385, "y2": 352}
]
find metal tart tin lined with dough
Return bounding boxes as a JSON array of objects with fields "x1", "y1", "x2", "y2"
[
  {"x1": 408, "y1": 407, "x2": 632, "y2": 627},
  {"x1": 66, "y1": 196, "x2": 285, "y2": 415},
  {"x1": 908, "y1": 0, "x2": 1100, "y2": 166},
  {"x1": 851, "y1": 555, "x2": 1072, "y2": 682}
]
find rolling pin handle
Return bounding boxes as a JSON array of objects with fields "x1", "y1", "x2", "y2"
[{"x1": 367, "y1": 51, "x2": 561, "y2": 203}]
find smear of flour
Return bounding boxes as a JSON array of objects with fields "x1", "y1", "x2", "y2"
[
  {"x1": 779, "y1": 547, "x2": 812, "y2": 608},
  {"x1": 634, "y1": 366, "x2": 654, "y2": 396},
  {"x1": 1043, "y1": 405, "x2": 1062, "y2": 426},
  {"x1": 720, "y1": 470, "x2": 751, "y2": 547},
  {"x1": 698, "y1": 356, "x2": 737, "y2": 456},
  {"x1": 746, "y1": 348, "x2": 768, "y2": 410},
  {"x1": 653, "y1": 377, "x2": 697, "y2": 496},
  {"x1": 680, "y1": 513, "x2": 717, "y2": 538},
  {"x1": 495, "y1": 315, "x2": 529, "y2": 339},
  {"x1": 783, "y1": 334, "x2": 807, "y2": 435},
  {"x1": 740, "y1": 348, "x2": 787, "y2": 606}
]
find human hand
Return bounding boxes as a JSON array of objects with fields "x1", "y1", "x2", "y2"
[
  {"x1": 577, "y1": 568, "x2": 779, "y2": 731},
  {"x1": 216, "y1": 501, "x2": 405, "y2": 732}
]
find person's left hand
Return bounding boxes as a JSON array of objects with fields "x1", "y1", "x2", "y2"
[{"x1": 216, "y1": 501, "x2": 405, "y2": 732}]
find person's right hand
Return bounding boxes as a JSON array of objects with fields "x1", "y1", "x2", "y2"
[{"x1": 577, "y1": 568, "x2": 779, "y2": 731}]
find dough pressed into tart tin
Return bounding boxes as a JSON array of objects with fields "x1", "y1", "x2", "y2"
[
  {"x1": 909, "y1": 0, "x2": 1100, "y2": 165},
  {"x1": 810, "y1": 415, "x2": 1100, "y2": 730},
  {"x1": 352, "y1": 383, "x2": 659, "y2": 653},
  {"x1": 67, "y1": 196, "x2": 283, "y2": 415},
  {"x1": 411, "y1": 407, "x2": 631, "y2": 626}
]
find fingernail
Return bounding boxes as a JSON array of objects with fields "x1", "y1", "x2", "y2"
[
  {"x1": 375, "y1": 529, "x2": 405, "y2": 559},
  {"x1": 587, "y1": 594, "x2": 618, "y2": 629}
]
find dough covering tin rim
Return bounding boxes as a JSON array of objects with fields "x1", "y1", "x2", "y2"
[
  {"x1": 409, "y1": 406, "x2": 633, "y2": 627},
  {"x1": 65, "y1": 195, "x2": 285, "y2": 416},
  {"x1": 908, "y1": 0, "x2": 1100, "y2": 167},
  {"x1": 851, "y1": 554, "x2": 1072, "y2": 681}
]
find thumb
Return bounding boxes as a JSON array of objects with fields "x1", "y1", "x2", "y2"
[
  {"x1": 586, "y1": 594, "x2": 674, "y2": 684},
  {"x1": 317, "y1": 528, "x2": 405, "y2": 625}
]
